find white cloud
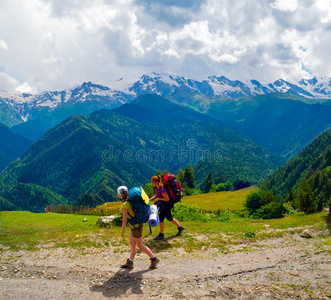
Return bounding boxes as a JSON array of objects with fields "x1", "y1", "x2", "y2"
[
  {"x1": 270, "y1": 0, "x2": 298, "y2": 12},
  {"x1": 0, "y1": 39, "x2": 8, "y2": 50},
  {"x1": 0, "y1": 72, "x2": 19, "y2": 92},
  {"x1": 0, "y1": 0, "x2": 331, "y2": 93},
  {"x1": 16, "y1": 82, "x2": 35, "y2": 94}
]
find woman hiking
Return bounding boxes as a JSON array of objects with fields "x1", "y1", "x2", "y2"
[
  {"x1": 149, "y1": 176, "x2": 185, "y2": 240},
  {"x1": 117, "y1": 185, "x2": 159, "y2": 269}
]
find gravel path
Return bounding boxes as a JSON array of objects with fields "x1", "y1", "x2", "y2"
[{"x1": 1, "y1": 227, "x2": 330, "y2": 299}]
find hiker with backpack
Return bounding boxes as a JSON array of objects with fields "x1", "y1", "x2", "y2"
[
  {"x1": 117, "y1": 185, "x2": 160, "y2": 269},
  {"x1": 150, "y1": 175, "x2": 185, "y2": 240}
]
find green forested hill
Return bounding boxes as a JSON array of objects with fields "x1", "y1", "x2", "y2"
[
  {"x1": 0, "y1": 114, "x2": 156, "y2": 212},
  {"x1": 0, "y1": 122, "x2": 31, "y2": 172},
  {"x1": 0, "y1": 95, "x2": 282, "y2": 212},
  {"x1": 111, "y1": 94, "x2": 281, "y2": 184},
  {"x1": 191, "y1": 93, "x2": 331, "y2": 161},
  {"x1": 261, "y1": 129, "x2": 331, "y2": 205}
]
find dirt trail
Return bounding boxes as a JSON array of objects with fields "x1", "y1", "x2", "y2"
[{"x1": 1, "y1": 227, "x2": 330, "y2": 299}]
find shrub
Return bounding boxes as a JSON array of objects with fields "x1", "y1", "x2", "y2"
[
  {"x1": 245, "y1": 189, "x2": 286, "y2": 219},
  {"x1": 184, "y1": 187, "x2": 202, "y2": 196},
  {"x1": 210, "y1": 182, "x2": 232, "y2": 193},
  {"x1": 245, "y1": 191, "x2": 263, "y2": 209},
  {"x1": 252, "y1": 201, "x2": 286, "y2": 219},
  {"x1": 144, "y1": 183, "x2": 154, "y2": 198},
  {"x1": 282, "y1": 202, "x2": 295, "y2": 216},
  {"x1": 217, "y1": 210, "x2": 231, "y2": 222},
  {"x1": 245, "y1": 231, "x2": 256, "y2": 238},
  {"x1": 173, "y1": 203, "x2": 211, "y2": 222}
]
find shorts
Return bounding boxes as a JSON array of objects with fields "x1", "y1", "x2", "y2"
[
  {"x1": 131, "y1": 224, "x2": 143, "y2": 238},
  {"x1": 155, "y1": 200, "x2": 174, "y2": 223}
]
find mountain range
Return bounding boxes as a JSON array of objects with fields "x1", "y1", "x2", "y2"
[
  {"x1": 0, "y1": 73, "x2": 328, "y2": 164},
  {"x1": 1, "y1": 73, "x2": 331, "y2": 129},
  {"x1": 203, "y1": 93, "x2": 331, "y2": 161},
  {"x1": 0, "y1": 95, "x2": 281, "y2": 212}
]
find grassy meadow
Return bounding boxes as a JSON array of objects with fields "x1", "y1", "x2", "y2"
[
  {"x1": 182, "y1": 185, "x2": 258, "y2": 211},
  {"x1": 96, "y1": 185, "x2": 258, "y2": 213},
  {"x1": 0, "y1": 186, "x2": 329, "y2": 254}
]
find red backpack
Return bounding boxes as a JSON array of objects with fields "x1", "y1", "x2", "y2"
[{"x1": 163, "y1": 173, "x2": 183, "y2": 204}]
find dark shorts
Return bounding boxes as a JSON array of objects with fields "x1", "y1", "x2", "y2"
[
  {"x1": 155, "y1": 200, "x2": 174, "y2": 222},
  {"x1": 131, "y1": 224, "x2": 143, "y2": 238}
]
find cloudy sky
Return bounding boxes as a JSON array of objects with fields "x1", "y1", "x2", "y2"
[{"x1": 1, "y1": 0, "x2": 331, "y2": 94}]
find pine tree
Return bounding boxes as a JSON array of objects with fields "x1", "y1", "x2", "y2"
[
  {"x1": 203, "y1": 171, "x2": 214, "y2": 193},
  {"x1": 183, "y1": 165, "x2": 195, "y2": 189},
  {"x1": 297, "y1": 181, "x2": 316, "y2": 214},
  {"x1": 161, "y1": 170, "x2": 169, "y2": 178},
  {"x1": 177, "y1": 167, "x2": 184, "y2": 184},
  {"x1": 286, "y1": 188, "x2": 297, "y2": 208}
]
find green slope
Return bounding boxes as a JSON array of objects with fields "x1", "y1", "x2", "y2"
[
  {"x1": 110, "y1": 94, "x2": 282, "y2": 184},
  {"x1": 0, "y1": 95, "x2": 282, "y2": 212},
  {"x1": 261, "y1": 129, "x2": 331, "y2": 204},
  {"x1": 0, "y1": 114, "x2": 155, "y2": 212},
  {"x1": 0, "y1": 122, "x2": 31, "y2": 172}
]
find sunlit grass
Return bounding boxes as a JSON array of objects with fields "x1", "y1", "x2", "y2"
[
  {"x1": 182, "y1": 186, "x2": 258, "y2": 211},
  {"x1": 0, "y1": 205, "x2": 328, "y2": 253},
  {"x1": 0, "y1": 211, "x2": 108, "y2": 250}
]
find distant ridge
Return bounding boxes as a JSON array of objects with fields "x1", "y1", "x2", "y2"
[
  {"x1": 0, "y1": 122, "x2": 31, "y2": 172},
  {"x1": 1, "y1": 73, "x2": 331, "y2": 127}
]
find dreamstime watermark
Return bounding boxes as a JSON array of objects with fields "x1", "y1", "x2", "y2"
[{"x1": 102, "y1": 138, "x2": 224, "y2": 164}]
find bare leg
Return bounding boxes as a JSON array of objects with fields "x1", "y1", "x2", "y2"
[
  {"x1": 134, "y1": 237, "x2": 154, "y2": 258},
  {"x1": 129, "y1": 230, "x2": 137, "y2": 260},
  {"x1": 171, "y1": 218, "x2": 181, "y2": 227},
  {"x1": 159, "y1": 222, "x2": 164, "y2": 234}
]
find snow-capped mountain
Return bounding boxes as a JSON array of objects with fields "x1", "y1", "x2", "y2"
[
  {"x1": 112, "y1": 72, "x2": 331, "y2": 99},
  {"x1": 1, "y1": 73, "x2": 331, "y2": 126}
]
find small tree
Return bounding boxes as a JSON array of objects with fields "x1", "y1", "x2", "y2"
[
  {"x1": 183, "y1": 165, "x2": 195, "y2": 189},
  {"x1": 286, "y1": 189, "x2": 296, "y2": 206},
  {"x1": 177, "y1": 167, "x2": 184, "y2": 184},
  {"x1": 297, "y1": 181, "x2": 316, "y2": 214},
  {"x1": 245, "y1": 191, "x2": 262, "y2": 210},
  {"x1": 161, "y1": 170, "x2": 169, "y2": 178},
  {"x1": 144, "y1": 183, "x2": 154, "y2": 198},
  {"x1": 202, "y1": 171, "x2": 214, "y2": 193}
]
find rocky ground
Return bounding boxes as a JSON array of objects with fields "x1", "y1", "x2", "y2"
[{"x1": 1, "y1": 226, "x2": 330, "y2": 299}]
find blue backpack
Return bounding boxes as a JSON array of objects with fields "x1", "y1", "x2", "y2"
[{"x1": 127, "y1": 187, "x2": 150, "y2": 225}]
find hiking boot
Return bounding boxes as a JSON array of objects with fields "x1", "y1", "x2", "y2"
[
  {"x1": 120, "y1": 259, "x2": 133, "y2": 269},
  {"x1": 149, "y1": 257, "x2": 160, "y2": 269},
  {"x1": 176, "y1": 226, "x2": 185, "y2": 236},
  {"x1": 154, "y1": 233, "x2": 164, "y2": 240}
]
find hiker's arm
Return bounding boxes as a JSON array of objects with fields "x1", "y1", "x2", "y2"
[
  {"x1": 149, "y1": 195, "x2": 157, "y2": 201},
  {"x1": 160, "y1": 192, "x2": 169, "y2": 202},
  {"x1": 121, "y1": 209, "x2": 128, "y2": 238}
]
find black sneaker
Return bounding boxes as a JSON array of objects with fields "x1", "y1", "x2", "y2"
[
  {"x1": 176, "y1": 226, "x2": 185, "y2": 236},
  {"x1": 154, "y1": 233, "x2": 164, "y2": 240}
]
